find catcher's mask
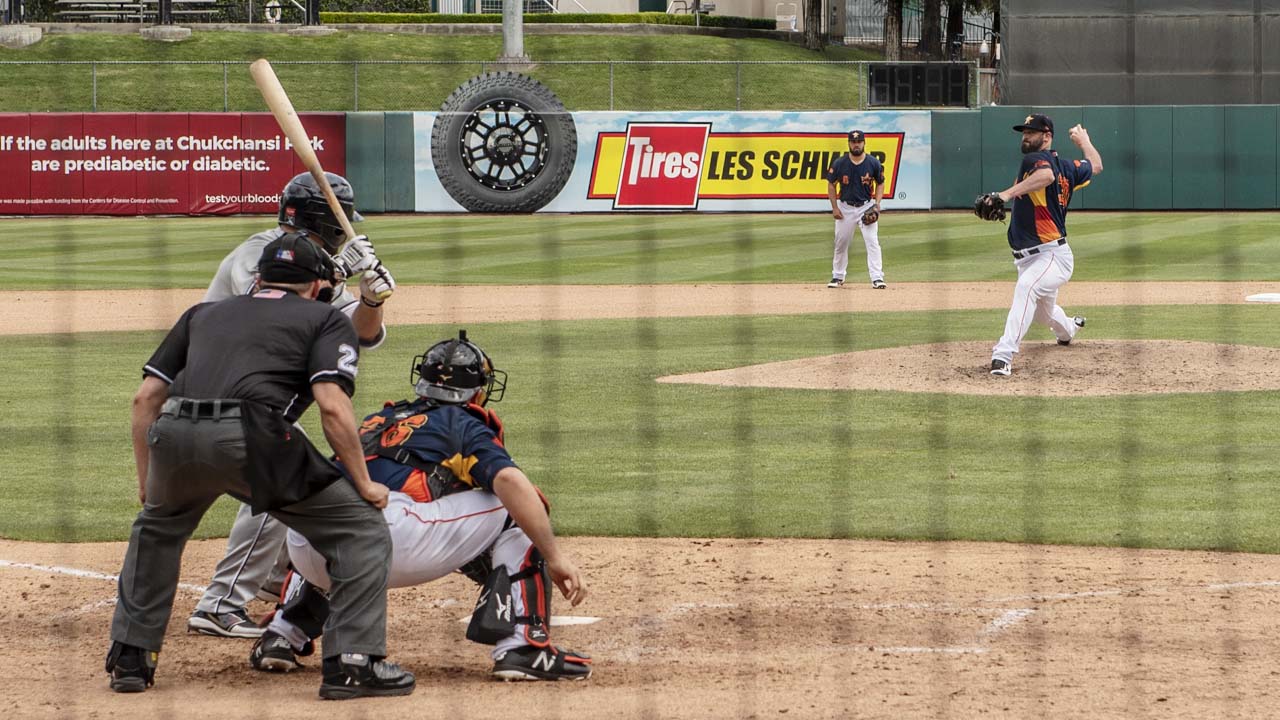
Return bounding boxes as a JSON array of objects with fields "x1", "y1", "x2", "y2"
[
  {"x1": 277, "y1": 171, "x2": 363, "y2": 254},
  {"x1": 411, "y1": 330, "x2": 507, "y2": 406}
]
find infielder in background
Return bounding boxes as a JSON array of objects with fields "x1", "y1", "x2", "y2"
[
  {"x1": 825, "y1": 129, "x2": 887, "y2": 289},
  {"x1": 249, "y1": 331, "x2": 593, "y2": 682},
  {"x1": 974, "y1": 113, "x2": 1103, "y2": 376},
  {"x1": 188, "y1": 171, "x2": 397, "y2": 639}
]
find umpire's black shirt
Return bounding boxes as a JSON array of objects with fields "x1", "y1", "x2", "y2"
[{"x1": 144, "y1": 288, "x2": 358, "y2": 424}]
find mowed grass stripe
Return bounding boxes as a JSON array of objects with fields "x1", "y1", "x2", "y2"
[{"x1": 2, "y1": 212, "x2": 1279, "y2": 290}]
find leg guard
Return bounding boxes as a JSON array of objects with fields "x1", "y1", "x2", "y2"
[
  {"x1": 466, "y1": 549, "x2": 551, "y2": 647},
  {"x1": 277, "y1": 571, "x2": 328, "y2": 655}
]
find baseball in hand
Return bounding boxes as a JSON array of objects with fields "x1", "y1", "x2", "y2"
[{"x1": 1069, "y1": 124, "x2": 1089, "y2": 145}]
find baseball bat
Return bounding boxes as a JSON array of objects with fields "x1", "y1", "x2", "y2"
[{"x1": 249, "y1": 58, "x2": 358, "y2": 246}]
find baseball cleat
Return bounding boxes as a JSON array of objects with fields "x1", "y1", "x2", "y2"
[
  {"x1": 1058, "y1": 316, "x2": 1086, "y2": 346},
  {"x1": 872, "y1": 279, "x2": 887, "y2": 289},
  {"x1": 319, "y1": 653, "x2": 415, "y2": 700},
  {"x1": 250, "y1": 631, "x2": 302, "y2": 673},
  {"x1": 492, "y1": 645, "x2": 592, "y2": 681},
  {"x1": 826, "y1": 278, "x2": 844, "y2": 288},
  {"x1": 188, "y1": 608, "x2": 264, "y2": 638},
  {"x1": 990, "y1": 359, "x2": 1011, "y2": 376},
  {"x1": 106, "y1": 642, "x2": 157, "y2": 693}
]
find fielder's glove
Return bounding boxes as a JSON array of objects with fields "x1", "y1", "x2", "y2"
[
  {"x1": 334, "y1": 234, "x2": 379, "y2": 277},
  {"x1": 861, "y1": 207, "x2": 880, "y2": 225},
  {"x1": 974, "y1": 192, "x2": 1007, "y2": 222},
  {"x1": 359, "y1": 263, "x2": 396, "y2": 306}
]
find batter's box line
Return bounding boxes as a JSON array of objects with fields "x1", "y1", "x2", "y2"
[
  {"x1": 871, "y1": 608, "x2": 1036, "y2": 655},
  {"x1": 985, "y1": 579, "x2": 1280, "y2": 604},
  {"x1": 0, "y1": 558, "x2": 209, "y2": 596}
]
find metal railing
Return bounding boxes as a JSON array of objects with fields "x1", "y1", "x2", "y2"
[{"x1": 0, "y1": 59, "x2": 980, "y2": 112}]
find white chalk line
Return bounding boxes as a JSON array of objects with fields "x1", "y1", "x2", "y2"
[
  {"x1": 0, "y1": 558, "x2": 208, "y2": 595},
  {"x1": 986, "y1": 579, "x2": 1280, "y2": 604}
]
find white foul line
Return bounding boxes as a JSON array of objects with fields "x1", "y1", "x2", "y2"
[{"x1": 0, "y1": 558, "x2": 208, "y2": 595}]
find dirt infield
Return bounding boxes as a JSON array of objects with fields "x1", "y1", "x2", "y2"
[{"x1": 4, "y1": 280, "x2": 1279, "y2": 718}]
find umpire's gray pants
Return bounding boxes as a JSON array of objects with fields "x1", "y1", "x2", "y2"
[{"x1": 110, "y1": 410, "x2": 390, "y2": 659}]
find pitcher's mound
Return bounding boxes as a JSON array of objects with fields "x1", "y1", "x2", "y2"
[{"x1": 658, "y1": 340, "x2": 1280, "y2": 397}]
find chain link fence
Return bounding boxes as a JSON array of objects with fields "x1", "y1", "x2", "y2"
[{"x1": 0, "y1": 59, "x2": 981, "y2": 112}]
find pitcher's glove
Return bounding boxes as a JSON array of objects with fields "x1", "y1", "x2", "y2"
[
  {"x1": 974, "y1": 192, "x2": 1007, "y2": 222},
  {"x1": 861, "y1": 207, "x2": 880, "y2": 225}
]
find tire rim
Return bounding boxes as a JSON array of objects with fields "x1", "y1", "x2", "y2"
[{"x1": 457, "y1": 98, "x2": 550, "y2": 191}]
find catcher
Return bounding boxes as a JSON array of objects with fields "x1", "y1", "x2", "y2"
[
  {"x1": 824, "y1": 129, "x2": 887, "y2": 289},
  {"x1": 249, "y1": 331, "x2": 593, "y2": 681},
  {"x1": 974, "y1": 114, "x2": 1102, "y2": 376}
]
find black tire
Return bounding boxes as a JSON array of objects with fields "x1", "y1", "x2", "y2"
[{"x1": 430, "y1": 72, "x2": 577, "y2": 214}]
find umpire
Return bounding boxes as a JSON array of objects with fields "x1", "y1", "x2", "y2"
[{"x1": 105, "y1": 233, "x2": 415, "y2": 700}]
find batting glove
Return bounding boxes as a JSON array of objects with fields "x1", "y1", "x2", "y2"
[
  {"x1": 335, "y1": 234, "x2": 379, "y2": 277},
  {"x1": 359, "y1": 264, "x2": 396, "y2": 306}
]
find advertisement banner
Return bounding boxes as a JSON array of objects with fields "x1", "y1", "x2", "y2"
[
  {"x1": 415, "y1": 111, "x2": 931, "y2": 212},
  {"x1": 0, "y1": 113, "x2": 346, "y2": 216}
]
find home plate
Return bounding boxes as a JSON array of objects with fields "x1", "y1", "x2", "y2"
[
  {"x1": 459, "y1": 615, "x2": 601, "y2": 626},
  {"x1": 1246, "y1": 293, "x2": 1280, "y2": 303}
]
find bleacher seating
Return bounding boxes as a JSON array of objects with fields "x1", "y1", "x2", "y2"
[{"x1": 55, "y1": 0, "x2": 222, "y2": 21}]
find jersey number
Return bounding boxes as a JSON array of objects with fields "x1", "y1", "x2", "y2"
[{"x1": 337, "y1": 343, "x2": 358, "y2": 377}]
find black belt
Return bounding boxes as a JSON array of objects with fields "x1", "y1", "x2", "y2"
[
  {"x1": 161, "y1": 397, "x2": 242, "y2": 420},
  {"x1": 1011, "y1": 238, "x2": 1066, "y2": 259}
]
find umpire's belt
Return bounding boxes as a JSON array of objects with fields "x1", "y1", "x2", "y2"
[
  {"x1": 1011, "y1": 238, "x2": 1066, "y2": 259},
  {"x1": 161, "y1": 397, "x2": 242, "y2": 420}
]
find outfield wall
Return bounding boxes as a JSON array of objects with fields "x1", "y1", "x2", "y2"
[{"x1": 3, "y1": 106, "x2": 1278, "y2": 214}]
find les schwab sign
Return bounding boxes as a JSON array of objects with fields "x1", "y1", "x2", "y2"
[{"x1": 587, "y1": 122, "x2": 905, "y2": 209}]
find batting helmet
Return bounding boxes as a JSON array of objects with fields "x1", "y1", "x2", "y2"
[
  {"x1": 277, "y1": 172, "x2": 362, "y2": 254},
  {"x1": 411, "y1": 330, "x2": 507, "y2": 406}
]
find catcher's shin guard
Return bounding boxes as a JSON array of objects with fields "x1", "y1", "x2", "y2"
[
  {"x1": 277, "y1": 571, "x2": 328, "y2": 653},
  {"x1": 466, "y1": 549, "x2": 552, "y2": 647}
]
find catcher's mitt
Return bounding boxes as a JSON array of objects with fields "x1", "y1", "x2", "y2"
[
  {"x1": 974, "y1": 192, "x2": 1007, "y2": 222},
  {"x1": 861, "y1": 208, "x2": 880, "y2": 225}
]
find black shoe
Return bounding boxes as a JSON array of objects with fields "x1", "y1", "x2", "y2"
[
  {"x1": 319, "y1": 653, "x2": 415, "y2": 700},
  {"x1": 872, "y1": 279, "x2": 887, "y2": 289},
  {"x1": 492, "y1": 645, "x2": 592, "y2": 681},
  {"x1": 1058, "y1": 316, "x2": 1086, "y2": 346},
  {"x1": 990, "y1": 359, "x2": 1011, "y2": 376},
  {"x1": 826, "y1": 278, "x2": 844, "y2": 288},
  {"x1": 250, "y1": 631, "x2": 302, "y2": 673},
  {"x1": 105, "y1": 641, "x2": 157, "y2": 693}
]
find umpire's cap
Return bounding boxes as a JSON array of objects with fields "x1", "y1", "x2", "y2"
[
  {"x1": 1013, "y1": 114, "x2": 1054, "y2": 134},
  {"x1": 258, "y1": 232, "x2": 339, "y2": 284}
]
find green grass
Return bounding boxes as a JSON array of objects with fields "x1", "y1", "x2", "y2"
[
  {"x1": 0, "y1": 32, "x2": 877, "y2": 112},
  {"x1": 1, "y1": 212, "x2": 1277, "y2": 550},
  {"x1": 2, "y1": 211, "x2": 1276, "y2": 291},
  {"x1": 2, "y1": 306, "x2": 1278, "y2": 550}
]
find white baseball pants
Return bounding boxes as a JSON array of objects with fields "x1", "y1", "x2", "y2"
[
  {"x1": 992, "y1": 243, "x2": 1078, "y2": 364},
  {"x1": 832, "y1": 200, "x2": 883, "y2": 283},
  {"x1": 284, "y1": 490, "x2": 539, "y2": 659}
]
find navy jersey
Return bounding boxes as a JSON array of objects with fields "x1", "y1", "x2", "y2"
[
  {"x1": 342, "y1": 400, "x2": 517, "y2": 501},
  {"x1": 825, "y1": 153, "x2": 884, "y2": 206},
  {"x1": 1007, "y1": 151, "x2": 1094, "y2": 250},
  {"x1": 144, "y1": 289, "x2": 359, "y2": 423}
]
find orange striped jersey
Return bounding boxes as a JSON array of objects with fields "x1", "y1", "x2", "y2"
[{"x1": 1007, "y1": 151, "x2": 1093, "y2": 250}]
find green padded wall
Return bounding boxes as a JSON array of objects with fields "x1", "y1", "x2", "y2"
[
  {"x1": 1132, "y1": 107, "x2": 1173, "y2": 209},
  {"x1": 931, "y1": 110, "x2": 983, "y2": 208},
  {"x1": 980, "y1": 106, "x2": 1033, "y2": 196},
  {"x1": 345, "y1": 112, "x2": 387, "y2": 213},
  {"x1": 1080, "y1": 106, "x2": 1134, "y2": 210},
  {"x1": 383, "y1": 112, "x2": 417, "y2": 213},
  {"x1": 1171, "y1": 107, "x2": 1225, "y2": 209},
  {"x1": 1225, "y1": 106, "x2": 1279, "y2": 209}
]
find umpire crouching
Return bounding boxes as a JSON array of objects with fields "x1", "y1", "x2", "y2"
[{"x1": 105, "y1": 233, "x2": 414, "y2": 700}]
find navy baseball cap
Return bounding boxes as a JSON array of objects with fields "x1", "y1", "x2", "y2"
[
  {"x1": 1013, "y1": 114, "x2": 1054, "y2": 134},
  {"x1": 258, "y1": 232, "x2": 337, "y2": 284},
  {"x1": 847, "y1": 130, "x2": 866, "y2": 142}
]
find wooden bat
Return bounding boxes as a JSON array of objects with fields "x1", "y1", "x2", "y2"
[{"x1": 249, "y1": 58, "x2": 357, "y2": 246}]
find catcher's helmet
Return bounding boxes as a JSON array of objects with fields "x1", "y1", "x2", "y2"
[
  {"x1": 277, "y1": 172, "x2": 362, "y2": 254},
  {"x1": 411, "y1": 330, "x2": 507, "y2": 406}
]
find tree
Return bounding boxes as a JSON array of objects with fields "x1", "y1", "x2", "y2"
[
  {"x1": 884, "y1": 0, "x2": 903, "y2": 60},
  {"x1": 919, "y1": 0, "x2": 943, "y2": 59},
  {"x1": 803, "y1": 0, "x2": 824, "y2": 51},
  {"x1": 945, "y1": 0, "x2": 965, "y2": 60}
]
